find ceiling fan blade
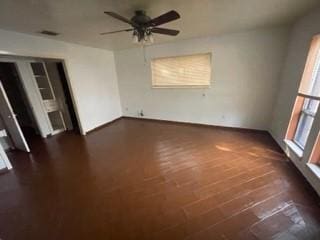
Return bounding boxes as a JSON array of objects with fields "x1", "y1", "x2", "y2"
[
  {"x1": 147, "y1": 10, "x2": 180, "y2": 27},
  {"x1": 100, "y1": 29, "x2": 133, "y2": 35},
  {"x1": 151, "y1": 27, "x2": 180, "y2": 36},
  {"x1": 104, "y1": 11, "x2": 138, "y2": 27}
]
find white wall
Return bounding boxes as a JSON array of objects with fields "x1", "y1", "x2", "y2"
[
  {"x1": 270, "y1": 8, "x2": 320, "y2": 195},
  {"x1": 0, "y1": 117, "x2": 12, "y2": 151},
  {"x1": 115, "y1": 27, "x2": 289, "y2": 130},
  {"x1": 0, "y1": 129, "x2": 6, "y2": 169},
  {"x1": 0, "y1": 157, "x2": 5, "y2": 170},
  {"x1": 0, "y1": 29, "x2": 122, "y2": 134},
  {"x1": 0, "y1": 126, "x2": 12, "y2": 170}
]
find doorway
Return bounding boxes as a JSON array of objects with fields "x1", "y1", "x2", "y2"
[
  {"x1": 0, "y1": 57, "x2": 80, "y2": 153},
  {"x1": 35, "y1": 60, "x2": 80, "y2": 134},
  {"x1": 0, "y1": 62, "x2": 35, "y2": 152},
  {"x1": 0, "y1": 62, "x2": 39, "y2": 139},
  {"x1": 56, "y1": 62, "x2": 80, "y2": 133}
]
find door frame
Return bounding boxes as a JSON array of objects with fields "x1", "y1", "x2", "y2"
[
  {"x1": 0, "y1": 58, "x2": 49, "y2": 138},
  {"x1": 29, "y1": 60, "x2": 67, "y2": 135},
  {"x1": 0, "y1": 81, "x2": 30, "y2": 152},
  {"x1": 0, "y1": 55, "x2": 85, "y2": 135}
]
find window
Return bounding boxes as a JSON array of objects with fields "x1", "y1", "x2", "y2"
[
  {"x1": 151, "y1": 53, "x2": 211, "y2": 88},
  {"x1": 286, "y1": 35, "x2": 320, "y2": 151},
  {"x1": 310, "y1": 133, "x2": 320, "y2": 165},
  {"x1": 293, "y1": 97, "x2": 319, "y2": 148}
]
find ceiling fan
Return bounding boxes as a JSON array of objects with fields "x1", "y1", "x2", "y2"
[{"x1": 100, "y1": 10, "x2": 180, "y2": 44}]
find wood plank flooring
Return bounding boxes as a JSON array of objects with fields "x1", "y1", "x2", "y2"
[{"x1": 0, "y1": 118, "x2": 320, "y2": 239}]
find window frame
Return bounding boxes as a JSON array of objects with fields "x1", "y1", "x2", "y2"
[
  {"x1": 285, "y1": 35, "x2": 320, "y2": 156},
  {"x1": 292, "y1": 95, "x2": 320, "y2": 150},
  {"x1": 150, "y1": 53, "x2": 212, "y2": 89}
]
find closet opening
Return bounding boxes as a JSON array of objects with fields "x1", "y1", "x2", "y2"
[{"x1": 0, "y1": 57, "x2": 81, "y2": 153}]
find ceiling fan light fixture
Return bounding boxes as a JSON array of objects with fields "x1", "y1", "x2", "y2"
[
  {"x1": 132, "y1": 30, "x2": 139, "y2": 44},
  {"x1": 148, "y1": 33, "x2": 154, "y2": 44},
  {"x1": 143, "y1": 32, "x2": 154, "y2": 45}
]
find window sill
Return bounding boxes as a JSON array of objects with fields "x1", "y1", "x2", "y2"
[
  {"x1": 307, "y1": 163, "x2": 320, "y2": 179},
  {"x1": 151, "y1": 85, "x2": 210, "y2": 89},
  {"x1": 284, "y1": 139, "x2": 304, "y2": 159}
]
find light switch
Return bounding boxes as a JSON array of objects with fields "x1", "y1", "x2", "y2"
[{"x1": 0, "y1": 129, "x2": 8, "y2": 138}]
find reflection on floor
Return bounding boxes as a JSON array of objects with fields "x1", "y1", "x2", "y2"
[{"x1": 0, "y1": 118, "x2": 320, "y2": 239}]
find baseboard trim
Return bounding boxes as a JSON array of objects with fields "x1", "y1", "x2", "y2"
[
  {"x1": 85, "y1": 116, "x2": 268, "y2": 134},
  {"x1": 121, "y1": 116, "x2": 268, "y2": 134},
  {"x1": 0, "y1": 167, "x2": 9, "y2": 175},
  {"x1": 86, "y1": 117, "x2": 122, "y2": 134}
]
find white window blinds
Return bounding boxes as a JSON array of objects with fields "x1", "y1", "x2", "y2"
[{"x1": 151, "y1": 53, "x2": 211, "y2": 87}]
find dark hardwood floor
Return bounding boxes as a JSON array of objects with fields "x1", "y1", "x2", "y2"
[{"x1": 0, "y1": 118, "x2": 320, "y2": 239}]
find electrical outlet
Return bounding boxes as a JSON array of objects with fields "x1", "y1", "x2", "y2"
[{"x1": 139, "y1": 110, "x2": 144, "y2": 117}]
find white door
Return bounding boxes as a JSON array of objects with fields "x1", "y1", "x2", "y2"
[
  {"x1": 0, "y1": 140, "x2": 12, "y2": 169},
  {"x1": 0, "y1": 82, "x2": 30, "y2": 152},
  {"x1": 29, "y1": 62, "x2": 66, "y2": 135}
]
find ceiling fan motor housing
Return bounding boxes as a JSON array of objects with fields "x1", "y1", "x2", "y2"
[
  {"x1": 131, "y1": 10, "x2": 153, "y2": 41},
  {"x1": 131, "y1": 10, "x2": 152, "y2": 25}
]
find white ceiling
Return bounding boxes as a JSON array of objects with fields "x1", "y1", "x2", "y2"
[{"x1": 0, "y1": 0, "x2": 319, "y2": 50}]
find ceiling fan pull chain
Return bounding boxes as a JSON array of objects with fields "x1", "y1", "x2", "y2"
[{"x1": 142, "y1": 45, "x2": 147, "y2": 65}]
